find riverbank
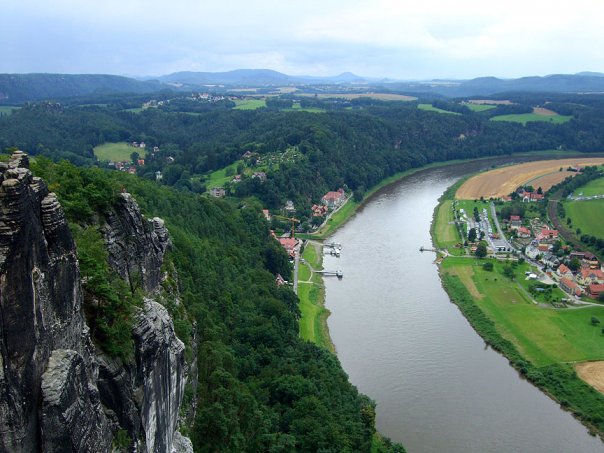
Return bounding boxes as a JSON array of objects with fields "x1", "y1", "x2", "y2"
[{"x1": 432, "y1": 172, "x2": 604, "y2": 440}]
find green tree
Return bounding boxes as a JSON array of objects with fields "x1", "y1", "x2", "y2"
[
  {"x1": 483, "y1": 262, "x2": 494, "y2": 271},
  {"x1": 503, "y1": 265, "x2": 515, "y2": 280},
  {"x1": 468, "y1": 228, "x2": 477, "y2": 243},
  {"x1": 475, "y1": 241, "x2": 487, "y2": 258},
  {"x1": 568, "y1": 258, "x2": 581, "y2": 271}
]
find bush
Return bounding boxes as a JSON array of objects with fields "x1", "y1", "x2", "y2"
[{"x1": 482, "y1": 262, "x2": 494, "y2": 271}]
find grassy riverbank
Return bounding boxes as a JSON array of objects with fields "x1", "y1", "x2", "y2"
[{"x1": 433, "y1": 172, "x2": 604, "y2": 439}]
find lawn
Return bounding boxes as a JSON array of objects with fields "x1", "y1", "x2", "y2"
[
  {"x1": 233, "y1": 99, "x2": 266, "y2": 110},
  {"x1": 418, "y1": 103, "x2": 460, "y2": 115},
  {"x1": 287, "y1": 102, "x2": 325, "y2": 113},
  {"x1": 441, "y1": 257, "x2": 604, "y2": 367},
  {"x1": 204, "y1": 161, "x2": 243, "y2": 189},
  {"x1": 566, "y1": 199, "x2": 604, "y2": 238},
  {"x1": 93, "y1": 142, "x2": 146, "y2": 162},
  {"x1": 490, "y1": 113, "x2": 572, "y2": 125},
  {"x1": 464, "y1": 103, "x2": 496, "y2": 112},
  {"x1": 0, "y1": 105, "x2": 20, "y2": 116},
  {"x1": 310, "y1": 198, "x2": 358, "y2": 239}
]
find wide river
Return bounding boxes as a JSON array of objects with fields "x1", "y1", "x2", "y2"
[{"x1": 322, "y1": 159, "x2": 604, "y2": 453}]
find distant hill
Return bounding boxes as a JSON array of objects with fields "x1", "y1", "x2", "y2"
[
  {"x1": 155, "y1": 69, "x2": 367, "y2": 86},
  {"x1": 0, "y1": 74, "x2": 165, "y2": 103}
]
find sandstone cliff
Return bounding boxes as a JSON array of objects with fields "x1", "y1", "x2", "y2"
[{"x1": 0, "y1": 152, "x2": 191, "y2": 452}]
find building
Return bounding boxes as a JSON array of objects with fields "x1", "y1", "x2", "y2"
[
  {"x1": 587, "y1": 283, "x2": 604, "y2": 299},
  {"x1": 321, "y1": 188, "x2": 346, "y2": 210},
  {"x1": 537, "y1": 228, "x2": 559, "y2": 241},
  {"x1": 556, "y1": 264, "x2": 573, "y2": 279},
  {"x1": 275, "y1": 274, "x2": 287, "y2": 287},
  {"x1": 262, "y1": 209, "x2": 271, "y2": 221},
  {"x1": 521, "y1": 191, "x2": 544, "y2": 202},
  {"x1": 517, "y1": 226, "x2": 531, "y2": 238},
  {"x1": 510, "y1": 215, "x2": 522, "y2": 230},
  {"x1": 542, "y1": 253, "x2": 560, "y2": 268},
  {"x1": 209, "y1": 187, "x2": 226, "y2": 198},
  {"x1": 311, "y1": 204, "x2": 328, "y2": 217},
  {"x1": 560, "y1": 277, "x2": 582, "y2": 297},
  {"x1": 252, "y1": 172, "x2": 267, "y2": 181},
  {"x1": 277, "y1": 237, "x2": 298, "y2": 258},
  {"x1": 155, "y1": 171, "x2": 163, "y2": 181},
  {"x1": 284, "y1": 200, "x2": 295, "y2": 212},
  {"x1": 577, "y1": 269, "x2": 604, "y2": 285}
]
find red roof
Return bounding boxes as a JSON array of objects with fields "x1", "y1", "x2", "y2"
[
  {"x1": 557, "y1": 264, "x2": 571, "y2": 275},
  {"x1": 580, "y1": 269, "x2": 604, "y2": 280},
  {"x1": 322, "y1": 191, "x2": 344, "y2": 201},
  {"x1": 588, "y1": 283, "x2": 604, "y2": 295},
  {"x1": 518, "y1": 227, "x2": 531, "y2": 235},
  {"x1": 560, "y1": 277, "x2": 582, "y2": 295},
  {"x1": 510, "y1": 215, "x2": 521, "y2": 221},
  {"x1": 540, "y1": 228, "x2": 558, "y2": 237},
  {"x1": 538, "y1": 244, "x2": 550, "y2": 252},
  {"x1": 278, "y1": 237, "x2": 297, "y2": 251}
]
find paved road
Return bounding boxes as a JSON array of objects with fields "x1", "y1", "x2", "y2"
[
  {"x1": 490, "y1": 201, "x2": 515, "y2": 251},
  {"x1": 293, "y1": 241, "x2": 301, "y2": 294}
]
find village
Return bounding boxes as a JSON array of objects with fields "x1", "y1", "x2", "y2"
[{"x1": 453, "y1": 184, "x2": 604, "y2": 303}]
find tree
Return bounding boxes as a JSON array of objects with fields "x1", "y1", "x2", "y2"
[
  {"x1": 568, "y1": 258, "x2": 581, "y2": 271},
  {"x1": 599, "y1": 292, "x2": 604, "y2": 303},
  {"x1": 468, "y1": 227, "x2": 477, "y2": 243},
  {"x1": 537, "y1": 186, "x2": 543, "y2": 195},
  {"x1": 503, "y1": 265, "x2": 515, "y2": 280},
  {"x1": 591, "y1": 317, "x2": 601, "y2": 326},
  {"x1": 475, "y1": 242, "x2": 487, "y2": 258},
  {"x1": 130, "y1": 151, "x2": 139, "y2": 163},
  {"x1": 483, "y1": 262, "x2": 494, "y2": 271}
]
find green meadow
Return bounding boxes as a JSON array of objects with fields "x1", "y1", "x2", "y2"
[
  {"x1": 566, "y1": 199, "x2": 604, "y2": 238},
  {"x1": 93, "y1": 142, "x2": 146, "y2": 162},
  {"x1": 490, "y1": 113, "x2": 572, "y2": 125},
  {"x1": 418, "y1": 103, "x2": 459, "y2": 115},
  {"x1": 233, "y1": 99, "x2": 266, "y2": 110}
]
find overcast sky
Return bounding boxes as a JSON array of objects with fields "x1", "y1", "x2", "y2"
[{"x1": 2, "y1": 0, "x2": 603, "y2": 79}]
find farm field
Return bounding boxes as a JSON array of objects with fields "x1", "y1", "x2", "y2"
[
  {"x1": 0, "y1": 106, "x2": 20, "y2": 115},
  {"x1": 576, "y1": 361, "x2": 604, "y2": 394},
  {"x1": 456, "y1": 157, "x2": 604, "y2": 199},
  {"x1": 299, "y1": 92, "x2": 417, "y2": 101},
  {"x1": 418, "y1": 103, "x2": 459, "y2": 115},
  {"x1": 490, "y1": 107, "x2": 572, "y2": 125},
  {"x1": 463, "y1": 103, "x2": 496, "y2": 112},
  {"x1": 565, "y1": 199, "x2": 604, "y2": 238},
  {"x1": 467, "y1": 99, "x2": 512, "y2": 105},
  {"x1": 441, "y1": 257, "x2": 604, "y2": 367},
  {"x1": 93, "y1": 142, "x2": 146, "y2": 162},
  {"x1": 233, "y1": 99, "x2": 266, "y2": 110}
]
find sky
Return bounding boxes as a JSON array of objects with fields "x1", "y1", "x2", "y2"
[{"x1": 2, "y1": 0, "x2": 604, "y2": 80}]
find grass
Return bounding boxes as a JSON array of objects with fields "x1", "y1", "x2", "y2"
[
  {"x1": 287, "y1": 102, "x2": 325, "y2": 113},
  {"x1": 572, "y1": 176, "x2": 604, "y2": 197},
  {"x1": 0, "y1": 105, "x2": 20, "y2": 116},
  {"x1": 464, "y1": 103, "x2": 496, "y2": 112},
  {"x1": 233, "y1": 99, "x2": 266, "y2": 110},
  {"x1": 204, "y1": 161, "x2": 243, "y2": 189},
  {"x1": 297, "y1": 243, "x2": 334, "y2": 351},
  {"x1": 309, "y1": 199, "x2": 359, "y2": 239},
  {"x1": 418, "y1": 103, "x2": 460, "y2": 115},
  {"x1": 490, "y1": 113, "x2": 572, "y2": 125},
  {"x1": 566, "y1": 199, "x2": 604, "y2": 238},
  {"x1": 432, "y1": 199, "x2": 461, "y2": 249},
  {"x1": 93, "y1": 142, "x2": 146, "y2": 162}
]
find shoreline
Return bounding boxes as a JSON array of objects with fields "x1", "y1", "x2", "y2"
[{"x1": 431, "y1": 166, "x2": 604, "y2": 441}]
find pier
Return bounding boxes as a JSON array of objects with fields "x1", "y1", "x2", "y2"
[
  {"x1": 419, "y1": 246, "x2": 438, "y2": 252},
  {"x1": 318, "y1": 270, "x2": 344, "y2": 278}
]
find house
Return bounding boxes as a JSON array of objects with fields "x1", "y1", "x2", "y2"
[
  {"x1": 542, "y1": 253, "x2": 560, "y2": 268},
  {"x1": 311, "y1": 204, "x2": 328, "y2": 217},
  {"x1": 137, "y1": 159, "x2": 145, "y2": 166},
  {"x1": 560, "y1": 277, "x2": 582, "y2": 297},
  {"x1": 587, "y1": 283, "x2": 604, "y2": 299},
  {"x1": 538, "y1": 244, "x2": 550, "y2": 253},
  {"x1": 525, "y1": 244, "x2": 540, "y2": 259},
  {"x1": 321, "y1": 188, "x2": 346, "y2": 210},
  {"x1": 509, "y1": 215, "x2": 522, "y2": 230},
  {"x1": 128, "y1": 166, "x2": 137, "y2": 175},
  {"x1": 131, "y1": 141, "x2": 139, "y2": 147},
  {"x1": 166, "y1": 156, "x2": 175, "y2": 164},
  {"x1": 277, "y1": 237, "x2": 298, "y2": 258},
  {"x1": 242, "y1": 150, "x2": 254, "y2": 159},
  {"x1": 275, "y1": 274, "x2": 287, "y2": 287},
  {"x1": 583, "y1": 253, "x2": 599, "y2": 269},
  {"x1": 115, "y1": 161, "x2": 124, "y2": 171},
  {"x1": 139, "y1": 141, "x2": 146, "y2": 149},
  {"x1": 252, "y1": 172, "x2": 267, "y2": 181},
  {"x1": 231, "y1": 175, "x2": 242, "y2": 183},
  {"x1": 577, "y1": 269, "x2": 604, "y2": 285},
  {"x1": 262, "y1": 209, "x2": 271, "y2": 221},
  {"x1": 284, "y1": 200, "x2": 295, "y2": 212},
  {"x1": 153, "y1": 146, "x2": 160, "y2": 153},
  {"x1": 537, "y1": 228, "x2": 558, "y2": 241},
  {"x1": 517, "y1": 226, "x2": 531, "y2": 238},
  {"x1": 209, "y1": 187, "x2": 226, "y2": 198},
  {"x1": 556, "y1": 264, "x2": 573, "y2": 279},
  {"x1": 521, "y1": 191, "x2": 544, "y2": 202},
  {"x1": 155, "y1": 171, "x2": 163, "y2": 181}
]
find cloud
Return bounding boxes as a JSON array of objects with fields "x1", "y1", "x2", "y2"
[{"x1": 2, "y1": 0, "x2": 604, "y2": 78}]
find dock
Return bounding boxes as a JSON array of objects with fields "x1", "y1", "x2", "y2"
[
  {"x1": 419, "y1": 246, "x2": 438, "y2": 252},
  {"x1": 318, "y1": 270, "x2": 343, "y2": 278}
]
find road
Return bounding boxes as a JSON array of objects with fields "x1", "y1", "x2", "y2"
[
  {"x1": 293, "y1": 241, "x2": 301, "y2": 294},
  {"x1": 490, "y1": 201, "x2": 515, "y2": 252}
]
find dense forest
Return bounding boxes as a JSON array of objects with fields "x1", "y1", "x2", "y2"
[
  {"x1": 26, "y1": 158, "x2": 404, "y2": 452},
  {"x1": 4, "y1": 94, "x2": 604, "y2": 216}
]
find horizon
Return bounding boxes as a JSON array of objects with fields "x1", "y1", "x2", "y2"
[{"x1": 3, "y1": 1, "x2": 604, "y2": 79}]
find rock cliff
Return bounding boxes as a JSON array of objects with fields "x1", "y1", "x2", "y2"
[{"x1": 0, "y1": 152, "x2": 191, "y2": 452}]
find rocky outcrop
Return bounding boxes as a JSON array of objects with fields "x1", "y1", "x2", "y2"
[
  {"x1": 0, "y1": 151, "x2": 110, "y2": 452},
  {"x1": 103, "y1": 193, "x2": 171, "y2": 293},
  {"x1": 0, "y1": 151, "x2": 190, "y2": 452}
]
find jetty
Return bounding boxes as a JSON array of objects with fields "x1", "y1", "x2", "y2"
[
  {"x1": 318, "y1": 270, "x2": 343, "y2": 278},
  {"x1": 419, "y1": 246, "x2": 438, "y2": 252}
]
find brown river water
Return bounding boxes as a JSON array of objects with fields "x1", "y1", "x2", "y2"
[{"x1": 322, "y1": 158, "x2": 604, "y2": 453}]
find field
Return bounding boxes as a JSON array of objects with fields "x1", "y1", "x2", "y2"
[
  {"x1": 0, "y1": 106, "x2": 20, "y2": 115},
  {"x1": 572, "y1": 175, "x2": 604, "y2": 197},
  {"x1": 299, "y1": 92, "x2": 417, "y2": 101},
  {"x1": 467, "y1": 99, "x2": 512, "y2": 105},
  {"x1": 455, "y1": 157, "x2": 604, "y2": 199},
  {"x1": 418, "y1": 103, "x2": 459, "y2": 115},
  {"x1": 463, "y1": 103, "x2": 496, "y2": 112},
  {"x1": 297, "y1": 242, "x2": 334, "y2": 351},
  {"x1": 565, "y1": 199, "x2": 604, "y2": 238},
  {"x1": 233, "y1": 99, "x2": 266, "y2": 110},
  {"x1": 432, "y1": 200, "x2": 460, "y2": 249},
  {"x1": 441, "y1": 257, "x2": 604, "y2": 367},
  {"x1": 288, "y1": 102, "x2": 325, "y2": 113},
  {"x1": 490, "y1": 107, "x2": 572, "y2": 125},
  {"x1": 204, "y1": 160, "x2": 243, "y2": 189},
  {"x1": 576, "y1": 362, "x2": 604, "y2": 394},
  {"x1": 93, "y1": 142, "x2": 146, "y2": 162}
]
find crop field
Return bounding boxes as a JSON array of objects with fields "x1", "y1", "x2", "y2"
[
  {"x1": 576, "y1": 361, "x2": 604, "y2": 394},
  {"x1": 299, "y1": 92, "x2": 417, "y2": 101},
  {"x1": 441, "y1": 257, "x2": 604, "y2": 367},
  {"x1": 467, "y1": 99, "x2": 512, "y2": 105},
  {"x1": 233, "y1": 99, "x2": 266, "y2": 110},
  {"x1": 565, "y1": 199, "x2": 604, "y2": 237},
  {"x1": 463, "y1": 103, "x2": 496, "y2": 112},
  {"x1": 456, "y1": 158, "x2": 604, "y2": 199},
  {"x1": 490, "y1": 107, "x2": 572, "y2": 125},
  {"x1": 0, "y1": 106, "x2": 20, "y2": 115},
  {"x1": 93, "y1": 142, "x2": 146, "y2": 162},
  {"x1": 418, "y1": 103, "x2": 459, "y2": 115}
]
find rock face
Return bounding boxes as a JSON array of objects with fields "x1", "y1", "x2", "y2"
[
  {"x1": 0, "y1": 151, "x2": 111, "y2": 452},
  {"x1": 103, "y1": 193, "x2": 171, "y2": 293},
  {"x1": 0, "y1": 152, "x2": 190, "y2": 452}
]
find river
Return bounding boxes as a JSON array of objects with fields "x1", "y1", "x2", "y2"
[{"x1": 322, "y1": 160, "x2": 604, "y2": 453}]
